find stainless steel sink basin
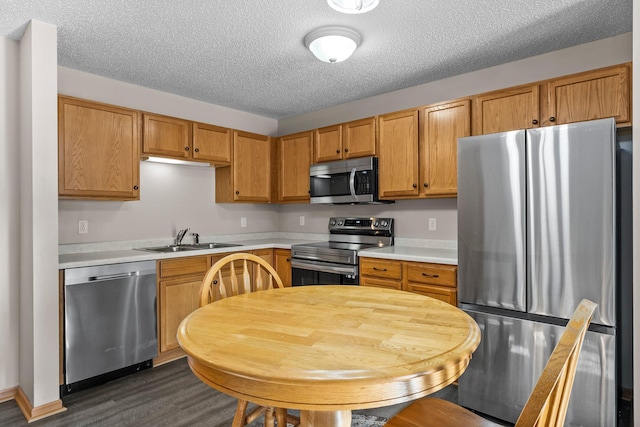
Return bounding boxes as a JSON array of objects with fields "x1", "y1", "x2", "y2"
[
  {"x1": 136, "y1": 242, "x2": 242, "y2": 253},
  {"x1": 187, "y1": 242, "x2": 242, "y2": 249}
]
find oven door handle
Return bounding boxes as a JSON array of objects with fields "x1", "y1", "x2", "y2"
[
  {"x1": 349, "y1": 167, "x2": 357, "y2": 199},
  {"x1": 291, "y1": 259, "x2": 357, "y2": 276}
]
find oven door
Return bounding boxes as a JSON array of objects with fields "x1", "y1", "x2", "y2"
[{"x1": 291, "y1": 259, "x2": 358, "y2": 286}]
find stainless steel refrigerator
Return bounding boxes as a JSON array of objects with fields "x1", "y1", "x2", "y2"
[{"x1": 457, "y1": 118, "x2": 620, "y2": 426}]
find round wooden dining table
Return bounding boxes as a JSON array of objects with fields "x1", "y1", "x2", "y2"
[{"x1": 177, "y1": 285, "x2": 481, "y2": 427}]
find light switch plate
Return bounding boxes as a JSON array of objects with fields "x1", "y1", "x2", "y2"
[
  {"x1": 241, "y1": 217, "x2": 247, "y2": 228},
  {"x1": 78, "y1": 220, "x2": 89, "y2": 234},
  {"x1": 428, "y1": 218, "x2": 436, "y2": 231},
  {"x1": 299, "y1": 216, "x2": 305, "y2": 226}
]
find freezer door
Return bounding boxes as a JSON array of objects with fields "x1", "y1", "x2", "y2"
[
  {"x1": 526, "y1": 119, "x2": 616, "y2": 326},
  {"x1": 458, "y1": 131, "x2": 526, "y2": 311},
  {"x1": 458, "y1": 310, "x2": 616, "y2": 426}
]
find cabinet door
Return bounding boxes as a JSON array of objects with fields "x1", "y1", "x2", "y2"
[
  {"x1": 343, "y1": 117, "x2": 376, "y2": 159},
  {"x1": 472, "y1": 84, "x2": 540, "y2": 135},
  {"x1": 143, "y1": 113, "x2": 192, "y2": 158},
  {"x1": 276, "y1": 131, "x2": 313, "y2": 202},
  {"x1": 275, "y1": 249, "x2": 292, "y2": 287},
  {"x1": 192, "y1": 122, "x2": 232, "y2": 165},
  {"x1": 377, "y1": 109, "x2": 420, "y2": 199},
  {"x1": 232, "y1": 131, "x2": 272, "y2": 202},
  {"x1": 159, "y1": 275, "x2": 203, "y2": 352},
  {"x1": 420, "y1": 99, "x2": 470, "y2": 197},
  {"x1": 314, "y1": 125, "x2": 343, "y2": 163},
  {"x1": 58, "y1": 96, "x2": 140, "y2": 200},
  {"x1": 547, "y1": 64, "x2": 631, "y2": 126}
]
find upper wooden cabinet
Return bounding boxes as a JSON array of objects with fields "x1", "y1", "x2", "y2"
[
  {"x1": 142, "y1": 113, "x2": 231, "y2": 165},
  {"x1": 58, "y1": 96, "x2": 141, "y2": 200},
  {"x1": 314, "y1": 117, "x2": 376, "y2": 163},
  {"x1": 419, "y1": 99, "x2": 470, "y2": 197},
  {"x1": 215, "y1": 131, "x2": 272, "y2": 203},
  {"x1": 472, "y1": 63, "x2": 632, "y2": 135},
  {"x1": 377, "y1": 109, "x2": 420, "y2": 199},
  {"x1": 275, "y1": 131, "x2": 313, "y2": 203},
  {"x1": 544, "y1": 63, "x2": 631, "y2": 127},
  {"x1": 472, "y1": 84, "x2": 540, "y2": 135},
  {"x1": 378, "y1": 100, "x2": 469, "y2": 200}
]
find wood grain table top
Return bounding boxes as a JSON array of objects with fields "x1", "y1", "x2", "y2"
[{"x1": 178, "y1": 285, "x2": 480, "y2": 412}]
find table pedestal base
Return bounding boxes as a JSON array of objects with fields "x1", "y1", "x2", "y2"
[{"x1": 300, "y1": 409, "x2": 352, "y2": 427}]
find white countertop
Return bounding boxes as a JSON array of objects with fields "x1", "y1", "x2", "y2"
[
  {"x1": 358, "y1": 246, "x2": 458, "y2": 265},
  {"x1": 59, "y1": 236, "x2": 458, "y2": 269},
  {"x1": 59, "y1": 238, "x2": 316, "y2": 269}
]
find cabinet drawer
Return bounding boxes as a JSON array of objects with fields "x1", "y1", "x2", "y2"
[
  {"x1": 360, "y1": 258, "x2": 402, "y2": 280},
  {"x1": 406, "y1": 283, "x2": 457, "y2": 306},
  {"x1": 406, "y1": 263, "x2": 456, "y2": 287},
  {"x1": 159, "y1": 256, "x2": 209, "y2": 279},
  {"x1": 360, "y1": 276, "x2": 402, "y2": 290}
]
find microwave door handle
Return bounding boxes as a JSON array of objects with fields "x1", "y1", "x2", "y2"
[{"x1": 349, "y1": 167, "x2": 357, "y2": 199}]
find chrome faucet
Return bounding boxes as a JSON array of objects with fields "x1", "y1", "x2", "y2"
[{"x1": 175, "y1": 228, "x2": 190, "y2": 245}]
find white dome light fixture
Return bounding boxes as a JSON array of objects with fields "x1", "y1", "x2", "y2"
[
  {"x1": 327, "y1": 0, "x2": 379, "y2": 14},
  {"x1": 305, "y1": 26, "x2": 361, "y2": 63}
]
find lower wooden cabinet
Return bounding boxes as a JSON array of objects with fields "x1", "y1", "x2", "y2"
[
  {"x1": 359, "y1": 257, "x2": 457, "y2": 306},
  {"x1": 274, "y1": 249, "x2": 292, "y2": 287},
  {"x1": 156, "y1": 255, "x2": 211, "y2": 364}
]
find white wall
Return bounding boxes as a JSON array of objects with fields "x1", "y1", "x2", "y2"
[
  {"x1": 279, "y1": 33, "x2": 633, "y2": 134},
  {"x1": 18, "y1": 20, "x2": 59, "y2": 407},
  {"x1": 0, "y1": 36, "x2": 20, "y2": 393}
]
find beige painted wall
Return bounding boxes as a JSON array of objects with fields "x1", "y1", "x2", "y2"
[
  {"x1": 0, "y1": 36, "x2": 19, "y2": 393},
  {"x1": 279, "y1": 33, "x2": 633, "y2": 135},
  {"x1": 632, "y1": 1, "x2": 639, "y2": 424}
]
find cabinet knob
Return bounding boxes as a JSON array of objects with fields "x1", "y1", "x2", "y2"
[
  {"x1": 185, "y1": 146, "x2": 190, "y2": 151},
  {"x1": 336, "y1": 150, "x2": 340, "y2": 154},
  {"x1": 213, "y1": 279, "x2": 218, "y2": 285},
  {"x1": 413, "y1": 183, "x2": 417, "y2": 188},
  {"x1": 286, "y1": 258, "x2": 290, "y2": 262},
  {"x1": 549, "y1": 116, "x2": 556, "y2": 122},
  {"x1": 194, "y1": 148, "x2": 200, "y2": 153},
  {"x1": 532, "y1": 119, "x2": 538, "y2": 125},
  {"x1": 344, "y1": 148, "x2": 349, "y2": 152},
  {"x1": 235, "y1": 191, "x2": 240, "y2": 195},
  {"x1": 133, "y1": 185, "x2": 139, "y2": 190},
  {"x1": 423, "y1": 183, "x2": 429, "y2": 188}
]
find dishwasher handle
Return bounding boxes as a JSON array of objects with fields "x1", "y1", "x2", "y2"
[{"x1": 89, "y1": 272, "x2": 136, "y2": 281}]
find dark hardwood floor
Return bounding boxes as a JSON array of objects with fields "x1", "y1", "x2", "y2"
[{"x1": 0, "y1": 358, "x2": 631, "y2": 426}]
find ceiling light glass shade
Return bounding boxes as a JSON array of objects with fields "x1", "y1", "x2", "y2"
[
  {"x1": 327, "y1": 0, "x2": 379, "y2": 14},
  {"x1": 304, "y1": 27, "x2": 361, "y2": 63}
]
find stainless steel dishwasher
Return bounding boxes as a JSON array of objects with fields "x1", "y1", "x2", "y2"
[{"x1": 64, "y1": 260, "x2": 157, "y2": 391}]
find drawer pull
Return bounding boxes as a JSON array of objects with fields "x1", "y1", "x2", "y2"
[
  {"x1": 422, "y1": 273, "x2": 439, "y2": 278},
  {"x1": 373, "y1": 267, "x2": 388, "y2": 272}
]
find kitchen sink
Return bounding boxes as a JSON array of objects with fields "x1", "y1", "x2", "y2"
[{"x1": 136, "y1": 242, "x2": 242, "y2": 253}]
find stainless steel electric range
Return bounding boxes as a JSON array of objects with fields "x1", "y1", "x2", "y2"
[{"x1": 290, "y1": 217, "x2": 394, "y2": 286}]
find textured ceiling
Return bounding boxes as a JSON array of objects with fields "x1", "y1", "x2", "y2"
[{"x1": 0, "y1": 0, "x2": 632, "y2": 119}]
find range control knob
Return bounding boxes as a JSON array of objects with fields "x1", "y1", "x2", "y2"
[
  {"x1": 381, "y1": 220, "x2": 388, "y2": 227},
  {"x1": 337, "y1": 219, "x2": 344, "y2": 226},
  {"x1": 330, "y1": 219, "x2": 336, "y2": 226},
  {"x1": 374, "y1": 221, "x2": 379, "y2": 227}
]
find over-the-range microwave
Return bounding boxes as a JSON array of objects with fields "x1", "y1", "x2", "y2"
[{"x1": 309, "y1": 156, "x2": 393, "y2": 205}]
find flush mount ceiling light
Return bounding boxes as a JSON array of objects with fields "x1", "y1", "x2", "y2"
[
  {"x1": 327, "y1": 0, "x2": 379, "y2": 14},
  {"x1": 304, "y1": 26, "x2": 361, "y2": 63}
]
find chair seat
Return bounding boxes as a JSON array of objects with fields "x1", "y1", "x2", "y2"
[{"x1": 385, "y1": 398, "x2": 502, "y2": 427}]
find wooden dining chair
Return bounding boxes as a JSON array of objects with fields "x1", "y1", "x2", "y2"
[
  {"x1": 384, "y1": 299, "x2": 597, "y2": 427},
  {"x1": 198, "y1": 253, "x2": 299, "y2": 427}
]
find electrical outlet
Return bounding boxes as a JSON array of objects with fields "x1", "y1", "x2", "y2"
[
  {"x1": 299, "y1": 216, "x2": 305, "y2": 226},
  {"x1": 241, "y1": 217, "x2": 247, "y2": 228},
  {"x1": 428, "y1": 218, "x2": 436, "y2": 231},
  {"x1": 78, "y1": 220, "x2": 89, "y2": 234}
]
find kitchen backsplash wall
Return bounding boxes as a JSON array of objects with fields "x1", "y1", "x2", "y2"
[
  {"x1": 278, "y1": 199, "x2": 457, "y2": 241},
  {"x1": 58, "y1": 161, "x2": 280, "y2": 244}
]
